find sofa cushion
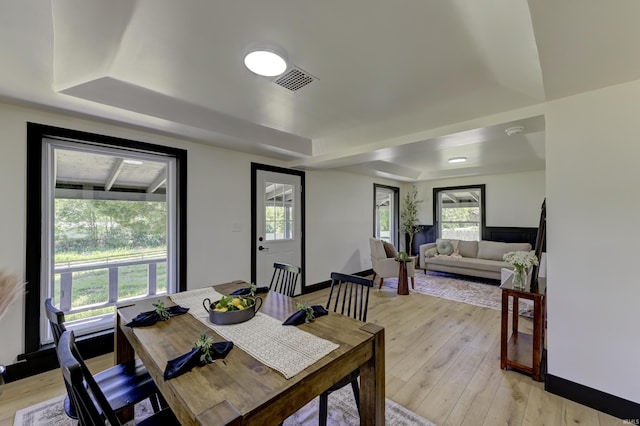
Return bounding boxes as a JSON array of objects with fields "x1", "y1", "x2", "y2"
[
  {"x1": 437, "y1": 238, "x2": 459, "y2": 254},
  {"x1": 382, "y1": 241, "x2": 397, "y2": 258},
  {"x1": 477, "y1": 241, "x2": 532, "y2": 261},
  {"x1": 426, "y1": 256, "x2": 509, "y2": 273},
  {"x1": 425, "y1": 247, "x2": 438, "y2": 258},
  {"x1": 436, "y1": 240, "x2": 454, "y2": 255},
  {"x1": 457, "y1": 240, "x2": 478, "y2": 258}
]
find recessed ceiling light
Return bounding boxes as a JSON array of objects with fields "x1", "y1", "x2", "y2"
[
  {"x1": 505, "y1": 126, "x2": 524, "y2": 136},
  {"x1": 448, "y1": 157, "x2": 467, "y2": 163},
  {"x1": 244, "y1": 48, "x2": 287, "y2": 77},
  {"x1": 123, "y1": 159, "x2": 143, "y2": 165}
]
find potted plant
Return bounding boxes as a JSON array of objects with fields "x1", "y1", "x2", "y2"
[{"x1": 401, "y1": 185, "x2": 423, "y2": 256}]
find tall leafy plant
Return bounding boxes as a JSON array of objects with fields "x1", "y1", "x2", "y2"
[{"x1": 401, "y1": 185, "x2": 423, "y2": 255}]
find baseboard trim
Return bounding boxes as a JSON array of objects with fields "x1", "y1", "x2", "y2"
[
  {"x1": 301, "y1": 269, "x2": 374, "y2": 295},
  {"x1": 545, "y1": 374, "x2": 639, "y2": 420},
  {"x1": 6, "y1": 331, "x2": 114, "y2": 383}
]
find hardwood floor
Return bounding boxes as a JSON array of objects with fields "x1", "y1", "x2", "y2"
[{"x1": 0, "y1": 279, "x2": 621, "y2": 425}]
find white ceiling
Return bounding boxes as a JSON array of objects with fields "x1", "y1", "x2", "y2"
[{"x1": 2, "y1": 0, "x2": 640, "y2": 181}]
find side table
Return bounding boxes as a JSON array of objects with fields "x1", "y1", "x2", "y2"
[
  {"x1": 397, "y1": 259, "x2": 411, "y2": 295},
  {"x1": 499, "y1": 276, "x2": 546, "y2": 381}
]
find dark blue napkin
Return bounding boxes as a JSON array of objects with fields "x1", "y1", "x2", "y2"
[
  {"x1": 163, "y1": 341, "x2": 234, "y2": 380},
  {"x1": 126, "y1": 305, "x2": 190, "y2": 327},
  {"x1": 282, "y1": 305, "x2": 328, "y2": 326},
  {"x1": 229, "y1": 286, "x2": 269, "y2": 296}
]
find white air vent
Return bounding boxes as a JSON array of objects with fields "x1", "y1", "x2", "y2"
[{"x1": 273, "y1": 67, "x2": 316, "y2": 92}]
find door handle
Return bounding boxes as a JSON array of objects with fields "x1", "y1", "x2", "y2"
[{"x1": 258, "y1": 246, "x2": 269, "y2": 251}]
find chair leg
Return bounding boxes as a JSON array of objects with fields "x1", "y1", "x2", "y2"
[
  {"x1": 149, "y1": 394, "x2": 161, "y2": 413},
  {"x1": 350, "y1": 379, "x2": 361, "y2": 415},
  {"x1": 378, "y1": 277, "x2": 384, "y2": 289},
  {"x1": 319, "y1": 392, "x2": 329, "y2": 426},
  {"x1": 411, "y1": 276, "x2": 415, "y2": 289}
]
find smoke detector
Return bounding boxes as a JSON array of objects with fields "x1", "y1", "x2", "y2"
[{"x1": 505, "y1": 126, "x2": 524, "y2": 136}]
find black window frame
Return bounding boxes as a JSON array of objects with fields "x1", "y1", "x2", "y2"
[
  {"x1": 373, "y1": 183, "x2": 400, "y2": 247},
  {"x1": 433, "y1": 184, "x2": 486, "y2": 240},
  {"x1": 18, "y1": 122, "x2": 187, "y2": 379}
]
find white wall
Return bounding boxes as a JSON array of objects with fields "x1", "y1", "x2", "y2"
[
  {"x1": 0, "y1": 102, "x2": 271, "y2": 364},
  {"x1": 412, "y1": 170, "x2": 545, "y2": 227},
  {"x1": 546, "y1": 80, "x2": 640, "y2": 403},
  {"x1": 305, "y1": 171, "x2": 399, "y2": 286},
  {"x1": 0, "y1": 101, "x2": 404, "y2": 365}
]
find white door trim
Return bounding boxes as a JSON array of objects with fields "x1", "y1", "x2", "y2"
[{"x1": 251, "y1": 163, "x2": 305, "y2": 293}]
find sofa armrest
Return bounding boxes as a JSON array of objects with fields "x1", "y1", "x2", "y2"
[{"x1": 419, "y1": 243, "x2": 437, "y2": 269}]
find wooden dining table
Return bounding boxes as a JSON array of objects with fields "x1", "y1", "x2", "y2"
[{"x1": 115, "y1": 281, "x2": 385, "y2": 425}]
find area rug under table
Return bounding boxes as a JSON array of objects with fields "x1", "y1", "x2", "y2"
[
  {"x1": 381, "y1": 270, "x2": 534, "y2": 317},
  {"x1": 14, "y1": 385, "x2": 435, "y2": 426}
]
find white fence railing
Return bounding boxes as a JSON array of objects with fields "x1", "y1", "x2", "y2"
[
  {"x1": 441, "y1": 227, "x2": 479, "y2": 241},
  {"x1": 55, "y1": 256, "x2": 167, "y2": 314}
]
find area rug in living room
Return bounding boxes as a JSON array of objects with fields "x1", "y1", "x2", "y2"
[
  {"x1": 381, "y1": 270, "x2": 533, "y2": 317},
  {"x1": 14, "y1": 385, "x2": 436, "y2": 426}
]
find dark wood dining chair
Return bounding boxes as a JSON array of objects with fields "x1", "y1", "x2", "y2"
[
  {"x1": 319, "y1": 272, "x2": 373, "y2": 426},
  {"x1": 45, "y1": 298, "x2": 162, "y2": 420},
  {"x1": 57, "y1": 330, "x2": 180, "y2": 426},
  {"x1": 269, "y1": 262, "x2": 301, "y2": 297}
]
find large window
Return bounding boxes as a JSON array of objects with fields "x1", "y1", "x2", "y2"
[
  {"x1": 25, "y1": 123, "x2": 187, "y2": 355},
  {"x1": 373, "y1": 184, "x2": 399, "y2": 245},
  {"x1": 434, "y1": 185, "x2": 485, "y2": 241}
]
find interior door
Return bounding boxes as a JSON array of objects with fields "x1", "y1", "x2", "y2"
[{"x1": 252, "y1": 166, "x2": 303, "y2": 294}]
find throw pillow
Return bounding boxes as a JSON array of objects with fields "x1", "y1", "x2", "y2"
[
  {"x1": 436, "y1": 240, "x2": 454, "y2": 256},
  {"x1": 425, "y1": 247, "x2": 438, "y2": 258},
  {"x1": 437, "y1": 238, "x2": 459, "y2": 254},
  {"x1": 382, "y1": 241, "x2": 397, "y2": 258}
]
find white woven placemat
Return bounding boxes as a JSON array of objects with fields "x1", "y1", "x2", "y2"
[{"x1": 170, "y1": 288, "x2": 339, "y2": 379}]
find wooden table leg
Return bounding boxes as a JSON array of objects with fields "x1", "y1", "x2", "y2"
[
  {"x1": 500, "y1": 290, "x2": 508, "y2": 370},
  {"x1": 512, "y1": 294, "x2": 519, "y2": 334},
  {"x1": 532, "y1": 296, "x2": 544, "y2": 381},
  {"x1": 115, "y1": 311, "x2": 135, "y2": 422},
  {"x1": 115, "y1": 311, "x2": 135, "y2": 364},
  {"x1": 359, "y1": 323, "x2": 385, "y2": 425}
]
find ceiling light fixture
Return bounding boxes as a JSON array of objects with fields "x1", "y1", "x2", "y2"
[
  {"x1": 244, "y1": 46, "x2": 288, "y2": 77},
  {"x1": 448, "y1": 157, "x2": 467, "y2": 164},
  {"x1": 505, "y1": 126, "x2": 524, "y2": 136},
  {"x1": 123, "y1": 159, "x2": 143, "y2": 165}
]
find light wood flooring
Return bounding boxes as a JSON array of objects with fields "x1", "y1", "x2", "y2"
[{"x1": 0, "y1": 277, "x2": 622, "y2": 426}]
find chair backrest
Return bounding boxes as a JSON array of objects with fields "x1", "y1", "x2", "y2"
[
  {"x1": 269, "y1": 262, "x2": 301, "y2": 297},
  {"x1": 326, "y1": 272, "x2": 373, "y2": 322},
  {"x1": 45, "y1": 298, "x2": 80, "y2": 420},
  {"x1": 45, "y1": 298, "x2": 67, "y2": 346},
  {"x1": 369, "y1": 238, "x2": 386, "y2": 261},
  {"x1": 57, "y1": 330, "x2": 122, "y2": 426}
]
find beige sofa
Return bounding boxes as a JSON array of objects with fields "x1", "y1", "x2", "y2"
[{"x1": 418, "y1": 239, "x2": 532, "y2": 280}]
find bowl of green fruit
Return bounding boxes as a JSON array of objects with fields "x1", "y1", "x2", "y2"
[{"x1": 202, "y1": 295, "x2": 262, "y2": 325}]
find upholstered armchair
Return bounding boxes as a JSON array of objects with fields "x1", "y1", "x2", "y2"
[{"x1": 369, "y1": 238, "x2": 415, "y2": 289}]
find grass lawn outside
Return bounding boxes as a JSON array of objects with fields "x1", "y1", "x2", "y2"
[{"x1": 54, "y1": 247, "x2": 167, "y2": 320}]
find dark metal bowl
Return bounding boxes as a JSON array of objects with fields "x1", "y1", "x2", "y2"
[{"x1": 202, "y1": 297, "x2": 262, "y2": 325}]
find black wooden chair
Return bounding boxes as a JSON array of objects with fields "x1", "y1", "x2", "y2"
[
  {"x1": 319, "y1": 272, "x2": 373, "y2": 426},
  {"x1": 57, "y1": 330, "x2": 180, "y2": 426},
  {"x1": 269, "y1": 262, "x2": 301, "y2": 297},
  {"x1": 45, "y1": 298, "x2": 162, "y2": 420}
]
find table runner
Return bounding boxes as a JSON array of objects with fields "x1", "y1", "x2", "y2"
[{"x1": 170, "y1": 287, "x2": 339, "y2": 379}]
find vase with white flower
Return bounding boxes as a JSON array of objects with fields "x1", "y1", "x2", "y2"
[{"x1": 503, "y1": 251, "x2": 539, "y2": 290}]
